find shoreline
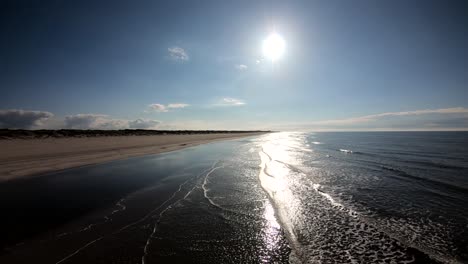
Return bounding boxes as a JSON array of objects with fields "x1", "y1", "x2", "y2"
[{"x1": 0, "y1": 132, "x2": 267, "y2": 182}]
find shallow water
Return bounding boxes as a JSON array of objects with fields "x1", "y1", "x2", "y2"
[
  {"x1": 258, "y1": 132, "x2": 468, "y2": 263},
  {"x1": 1, "y1": 132, "x2": 467, "y2": 263}
]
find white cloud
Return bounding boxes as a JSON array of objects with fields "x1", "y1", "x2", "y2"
[
  {"x1": 168, "y1": 46, "x2": 189, "y2": 61},
  {"x1": 147, "y1": 103, "x2": 190, "y2": 112},
  {"x1": 310, "y1": 107, "x2": 468, "y2": 126},
  {"x1": 148, "y1": 104, "x2": 168, "y2": 112},
  {"x1": 128, "y1": 118, "x2": 161, "y2": 129},
  {"x1": 267, "y1": 107, "x2": 468, "y2": 131},
  {"x1": 0, "y1": 109, "x2": 54, "y2": 129},
  {"x1": 65, "y1": 114, "x2": 161, "y2": 130},
  {"x1": 65, "y1": 114, "x2": 127, "y2": 129},
  {"x1": 154, "y1": 119, "x2": 265, "y2": 130},
  {"x1": 220, "y1": 97, "x2": 246, "y2": 106},
  {"x1": 167, "y1": 103, "x2": 190, "y2": 109},
  {"x1": 235, "y1": 64, "x2": 248, "y2": 70}
]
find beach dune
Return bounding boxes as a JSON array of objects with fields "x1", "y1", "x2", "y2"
[{"x1": 0, "y1": 131, "x2": 265, "y2": 181}]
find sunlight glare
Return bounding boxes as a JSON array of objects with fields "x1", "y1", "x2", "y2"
[{"x1": 262, "y1": 33, "x2": 285, "y2": 61}]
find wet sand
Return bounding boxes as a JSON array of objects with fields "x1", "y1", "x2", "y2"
[
  {"x1": 0, "y1": 134, "x2": 290, "y2": 263},
  {"x1": 0, "y1": 132, "x2": 265, "y2": 181}
]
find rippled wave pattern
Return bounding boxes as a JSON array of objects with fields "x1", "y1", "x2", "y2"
[
  {"x1": 1, "y1": 132, "x2": 467, "y2": 263},
  {"x1": 256, "y1": 132, "x2": 468, "y2": 263}
]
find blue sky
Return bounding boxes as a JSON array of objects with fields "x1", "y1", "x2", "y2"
[{"x1": 0, "y1": 0, "x2": 467, "y2": 130}]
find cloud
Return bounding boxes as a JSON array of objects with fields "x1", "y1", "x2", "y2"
[
  {"x1": 220, "y1": 97, "x2": 246, "y2": 106},
  {"x1": 235, "y1": 64, "x2": 248, "y2": 70},
  {"x1": 147, "y1": 103, "x2": 190, "y2": 112},
  {"x1": 65, "y1": 114, "x2": 127, "y2": 129},
  {"x1": 168, "y1": 46, "x2": 189, "y2": 61},
  {"x1": 167, "y1": 103, "x2": 190, "y2": 109},
  {"x1": 154, "y1": 119, "x2": 265, "y2": 130},
  {"x1": 0, "y1": 109, "x2": 54, "y2": 129},
  {"x1": 65, "y1": 114, "x2": 161, "y2": 130},
  {"x1": 310, "y1": 107, "x2": 468, "y2": 126},
  {"x1": 422, "y1": 117, "x2": 468, "y2": 129},
  {"x1": 128, "y1": 118, "x2": 161, "y2": 129},
  {"x1": 148, "y1": 104, "x2": 168, "y2": 112},
  {"x1": 358, "y1": 107, "x2": 468, "y2": 120},
  {"x1": 270, "y1": 107, "x2": 468, "y2": 131}
]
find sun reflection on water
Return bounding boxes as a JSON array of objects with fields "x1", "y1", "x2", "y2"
[
  {"x1": 258, "y1": 199, "x2": 287, "y2": 262},
  {"x1": 257, "y1": 132, "x2": 311, "y2": 261}
]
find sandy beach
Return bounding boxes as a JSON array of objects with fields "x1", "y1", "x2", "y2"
[{"x1": 0, "y1": 132, "x2": 265, "y2": 181}]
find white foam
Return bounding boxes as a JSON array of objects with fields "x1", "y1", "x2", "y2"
[
  {"x1": 55, "y1": 198, "x2": 128, "y2": 240},
  {"x1": 142, "y1": 198, "x2": 180, "y2": 264},
  {"x1": 201, "y1": 164, "x2": 224, "y2": 207},
  {"x1": 141, "y1": 161, "x2": 226, "y2": 263},
  {"x1": 56, "y1": 178, "x2": 192, "y2": 264},
  {"x1": 55, "y1": 237, "x2": 104, "y2": 264},
  {"x1": 312, "y1": 184, "x2": 345, "y2": 209}
]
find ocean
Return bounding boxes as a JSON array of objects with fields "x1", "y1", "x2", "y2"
[{"x1": 0, "y1": 132, "x2": 467, "y2": 263}]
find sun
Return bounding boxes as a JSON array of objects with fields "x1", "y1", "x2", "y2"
[{"x1": 262, "y1": 33, "x2": 285, "y2": 62}]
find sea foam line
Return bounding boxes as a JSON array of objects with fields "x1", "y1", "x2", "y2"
[
  {"x1": 55, "y1": 198, "x2": 127, "y2": 240},
  {"x1": 56, "y1": 179, "x2": 191, "y2": 264},
  {"x1": 141, "y1": 182, "x2": 190, "y2": 264},
  {"x1": 115, "y1": 176, "x2": 193, "y2": 234},
  {"x1": 258, "y1": 147, "x2": 359, "y2": 263},
  {"x1": 117, "y1": 161, "x2": 220, "y2": 234},
  {"x1": 201, "y1": 164, "x2": 225, "y2": 208},
  {"x1": 55, "y1": 161, "x2": 219, "y2": 263},
  {"x1": 141, "y1": 161, "x2": 221, "y2": 264},
  {"x1": 184, "y1": 160, "x2": 221, "y2": 199},
  {"x1": 311, "y1": 183, "x2": 357, "y2": 216},
  {"x1": 262, "y1": 147, "x2": 351, "y2": 212},
  {"x1": 55, "y1": 236, "x2": 104, "y2": 264}
]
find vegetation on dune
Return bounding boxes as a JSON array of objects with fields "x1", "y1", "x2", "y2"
[{"x1": 0, "y1": 129, "x2": 270, "y2": 139}]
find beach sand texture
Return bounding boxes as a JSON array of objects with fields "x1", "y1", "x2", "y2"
[{"x1": 0, "y1": 132, "x2": 264, "y2": 181}]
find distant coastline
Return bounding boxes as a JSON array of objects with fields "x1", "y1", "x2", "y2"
[
  {"x1": 0, "y1": 130, "x2": 269, "y2": 181},
  {"x1": 0, "y1": 129, "x2": 271, "y2": 140}
]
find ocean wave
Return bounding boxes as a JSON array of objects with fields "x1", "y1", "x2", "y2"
[
  {"x1": 381, "y1": 165, "x2": 468, "y2": 194},
  {"x1": 354, "y1": 150, "x2": 466, "y2": 170},
  {"x1": 260, "y1": 132, "x2": 468, "y2": 263},
  {"x1": 336, "y1": 149, "x2": 383, "y2": 158},
  {"x1": 404, "y1": 160, "x2": 466, "y2": 170},
  {"x1": 258, "y1": 149, "x2": 439, "y2": 263}
]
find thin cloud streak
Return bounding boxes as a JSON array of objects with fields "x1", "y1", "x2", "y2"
[
  {"x1": 310, "y1": 107, "x2": 468, "y2": 126},
  {"x1": 217, "y1": 98, "x2": 246, "y2": 106},
  {"x1": 167, "y1": 103, "x2": 190, "y2": 109},
  {"x1": 267, "y1": 107, "x2": 468, "y2": 131},
  {"x1": 147, "y1": 103, "x2": 190, "y2": 112}
]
